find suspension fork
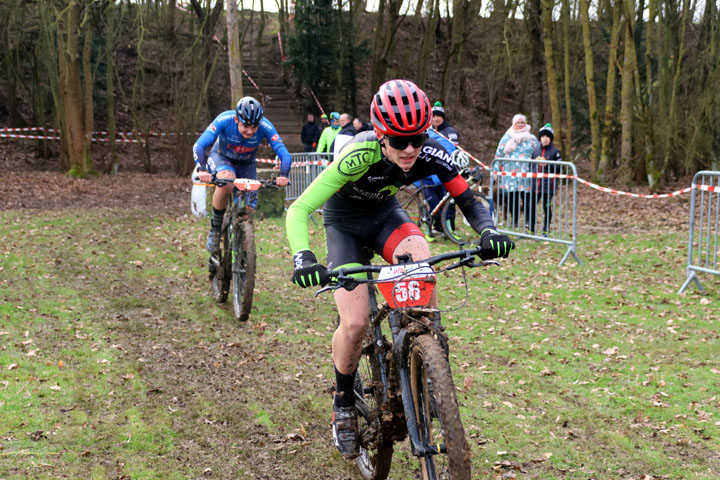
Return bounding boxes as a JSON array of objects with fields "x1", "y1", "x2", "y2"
[{"x1": 389, "y1": 311, "x2": 442, "y2": 457}]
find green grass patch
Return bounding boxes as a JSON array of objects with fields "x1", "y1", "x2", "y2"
[{"x1": 1, "y1": 209, "x2": 719, "y2": 479}]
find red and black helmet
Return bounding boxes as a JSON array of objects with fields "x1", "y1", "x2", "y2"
[{"x1": 370, "y1": 79, "x2": 431, "y2": 137}]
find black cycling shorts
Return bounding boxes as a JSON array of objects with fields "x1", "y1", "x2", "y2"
[{"x1": 323, "y1": 196, "x2": 424, "y2": 269}]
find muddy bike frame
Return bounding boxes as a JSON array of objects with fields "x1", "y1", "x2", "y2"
[
  {"x1": 317, "y1": 247, "x2": 496, "y2": 479},
  {"x1": 204, "y1": 175, "x2": 279, "y2": 321}
]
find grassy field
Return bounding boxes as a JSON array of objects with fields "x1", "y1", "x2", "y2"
[{"x1": 1, "y1": 206, "x2": 719, "y2": 479}]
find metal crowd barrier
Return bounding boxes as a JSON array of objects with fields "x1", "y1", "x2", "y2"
[
  {"x1": 489, "y1": 158, "x2": 581, "y2": 266},
  {"x1": 678, "y1": 171, "x2": 720, "y2": 293},
  {"x1": 284, "y1": 152, "x2": 332, "y2": 201}
]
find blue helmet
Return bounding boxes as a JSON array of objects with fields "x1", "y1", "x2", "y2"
[{"x1": 236, "y1": 97, "x2": 264, "y2": 126}]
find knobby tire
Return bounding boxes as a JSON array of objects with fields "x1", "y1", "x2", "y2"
[
  {"x1": 409, "y1": 334, "x2": 471, "y2": 480},
  {"x1": 211, "y1": 225, "x2": 231, "y2": 304},
  {"x1": 232, "y1": 220, "x2": 256, "y2": 322},
  {"x1": 354, "y1": 337, "x2": 393, "y2": 479}
]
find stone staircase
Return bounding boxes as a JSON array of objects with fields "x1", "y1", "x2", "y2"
[{"x1": 241, "y1": 48, "x2": 304, "y2": 154}]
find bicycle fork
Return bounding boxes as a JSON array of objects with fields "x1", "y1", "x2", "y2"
[{"x1": 387, "y1": 311, "x2": 445, "y2": 459}]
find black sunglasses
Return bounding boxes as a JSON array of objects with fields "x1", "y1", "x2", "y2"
[{"x1": 386, "y1": 134, "x2": 428, "y2": 150}]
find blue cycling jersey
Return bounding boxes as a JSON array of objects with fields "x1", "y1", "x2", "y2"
[
  {"x1": 417, "y1": 129, "x2": 458, "y2": 187},
  {"x1": 192, "y1": 111, "x2": 292, "y2": 177}
]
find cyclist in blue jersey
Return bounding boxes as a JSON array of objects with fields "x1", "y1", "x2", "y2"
[
  {"x1": 194, "y1": 96, "x2": 291, "y2": 253},
  {"x1": 416, "y1": 129, "x2": 471, "y2": 237}
]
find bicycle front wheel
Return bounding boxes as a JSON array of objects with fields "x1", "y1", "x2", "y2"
[
  {"x1": 441, "y1": 192, "x2": 494, "y2": 245},
  {"x1": 210, "y1": 227, "x2": 231, "y2": 303},
  {"x1": 355, "y1": 340, "x2": 393, "y2": 479},
  {"x1": 231, "y1": 220, "x2": 256, "y2": 322},
  {"x1": 409, "y1": 334, "x2": 470, "y2": 480}
]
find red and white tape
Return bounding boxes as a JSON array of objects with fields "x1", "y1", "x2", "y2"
[
  {"x1": 576, "y1": 177, "x2": 692, "y2": 198},
  {"x1": 694, "y1": 183, "x2": 719, "y2": 193}
]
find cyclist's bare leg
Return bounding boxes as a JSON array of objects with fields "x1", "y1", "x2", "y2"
[
  {"x1": 332, "y1": 233, "x2": 438, "y2": 376},
  {"x1": 332, "y1": 284, "x2": 370, "y2": 374},
  {"x1": 212, "y1": 169, "x2": 236, "y2": 209}
]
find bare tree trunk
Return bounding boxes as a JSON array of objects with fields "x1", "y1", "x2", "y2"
[
  {"x1": 618, "y1": 7, "x2": 634, "y2": 186},
  {"x1": 541, "y1": 0, "x2": 564, "y2": 154},
  {"x1": 227, "y1": 0, "x2": 244, "y2": 103},
  {"x1": 400, "y1": 0, "x2": 426, "y2": 78},
  {"x1": 526, "y1": 0, "x2": 544, "y2": 129},
  {"x1": 580, "y1": 0, "x2": 600, "y2": 175},
  {"x1": 417, "y1": 0, "x2": 439, "y2": 86},
  {"x1": 661, "y1": 0, "x2": 690, "y2": 176},
  {"x1": 57, "y1": 0, "x2": 92, "y2": 177},
  {"x1": 445, "y1": 0, "x2": 483, "y2": 105},
  {"x1": 105, "y1": 2, "x2": 119, "y2": 174},
  {"x1": 256, "y1": 0, "x2": 266, "y2": 87},
  {"x1": 598, "y1": 0, "x2": 622, "y2": 182},
  {"x1": 370, "y1": 0, "x2": 404, "y2": 92},
  {"x1": 561, "y1": 0, "x2": 572, "y2": 157}
]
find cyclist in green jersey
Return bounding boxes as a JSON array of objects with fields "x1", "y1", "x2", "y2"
[{"x1": 285, "y1": 79, "x2": 514, "y2": 459}]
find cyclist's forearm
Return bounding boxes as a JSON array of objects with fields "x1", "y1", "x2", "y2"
[
  {"x1": 455, "y1": 189, "x2": 495, "y2": 233},
  {"x1": 275, "y1": 145, "x2": 292, "y2": 177}
]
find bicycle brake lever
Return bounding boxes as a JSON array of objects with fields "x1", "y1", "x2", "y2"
[
  {"x1": 467, "y1": 259, "x2": 500, "y2": 268},
  {"x1": 313, "y1": 286, "x2": 334, "y2": 297}
]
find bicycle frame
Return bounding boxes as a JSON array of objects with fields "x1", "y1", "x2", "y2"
[{"x1": 323, "y1": 248, "x2": 494, "y2": 463}]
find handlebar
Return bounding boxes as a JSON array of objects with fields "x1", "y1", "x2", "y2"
[
  {"x1": 315, "y1": 246, "x2": 498, "y2": 296},
  {"x1": 193, "y1": 172, "x2": 283, "y2": 189}
]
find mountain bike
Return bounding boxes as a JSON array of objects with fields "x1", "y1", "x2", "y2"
[
  {"x1": 317, "y1": 246, "x2": 497, "y2": 479},
  {"x1": 396, "y1": 166, "x2": 496, "y2": 245},
  {"x1": 204, "y1": 176, "x2": 279, "y2": 322}
]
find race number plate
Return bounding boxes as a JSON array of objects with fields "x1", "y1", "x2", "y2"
[
  {"x1": 376, "y1": 262, "x2": 436, "y2": 308},
  {"x1": 234, "y1": 178, "x2": 262, "y2": 191}
]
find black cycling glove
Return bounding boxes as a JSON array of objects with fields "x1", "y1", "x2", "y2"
[
  {"x1": 291, "y1": 250, "x2": 329, "y2": 288},
  {"x1": 479, "y1": 228, "x2": 515, "y2": 259}
]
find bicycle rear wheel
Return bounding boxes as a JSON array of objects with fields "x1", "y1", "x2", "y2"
[
  {"x1": 210, "y1": 227, "x2": 231, "y2": 303},
  {"x1": 441, "y1": 191, "x2": 494, "y2": 245},
  {"x1": 231, "y1": 220, "x2": 256, "y2": 322},
  {"x1": 355, "y1": 341, "x2": 393, "y2": 479},
  {"x1": 396, "y1": 187, "x2": 431, "y2": 237},
  {"x1": 409, "y1": 334, "x2": 471, "y2": 480}
]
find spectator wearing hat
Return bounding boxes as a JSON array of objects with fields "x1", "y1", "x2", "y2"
[
  {"x1": 320, "y1": 114, "x2": 330, "y2": 128},
  {"x1": 494, "y1": 113, "x2": 539, "y2": 229},
  {"x1": 430, "y1": 101, "x2": 459, "y2": 144},
  {"x1": 331, "y1": 113, "x2": 357, "y2": 158},
  {"x1": 301, "y1": 113, "x2": 322, "y2": 152},
  {"x1": 419, "y1": 101, "x2": 461, "y2": 236},
  {"x1": 528, "y1": 123, "x2": 562, "y2": 235},
  {"x1": 316, "y1": 112, "x2": 341, "y2": 154}
]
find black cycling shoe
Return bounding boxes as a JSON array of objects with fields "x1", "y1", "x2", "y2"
[
  {"x1": 206, "y1": 229, "x2": 221, "y2": 254},
  {"x1": 332, "y1": 403, "x2": 359, "y2": 459}
]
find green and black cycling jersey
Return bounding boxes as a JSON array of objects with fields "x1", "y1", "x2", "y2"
[{"x1": 286, "y1": 130, "x2": 495, "y2": 254}]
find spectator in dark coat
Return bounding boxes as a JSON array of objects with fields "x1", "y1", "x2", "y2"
[
  {"x1": 331, "y1": 113, "x2": 357, "y2": 158},
  {"x1": 301, "y1": 113, "x2": 321, "y2": 152},
  {"x1": 353, "y1": 117, "x2": 372, "y2": 133},
  {"x1": 528, "y1": 123, "x2": 562, "y2": 235},
  {"x1": 430, "y1": 102, "x2": 459, "y2": 144}
]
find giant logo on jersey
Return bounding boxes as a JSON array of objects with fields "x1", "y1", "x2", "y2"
[
  {"x1": 338, "y1": 148, "x2": 374, "y2": 176},
  {"x1": 422, "y1": 145, "x2": 453, "y2": 171}
]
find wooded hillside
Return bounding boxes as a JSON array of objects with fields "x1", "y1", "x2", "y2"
[{"x1": 0, "y1": 0, "x2": 717, "y2": 188}]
